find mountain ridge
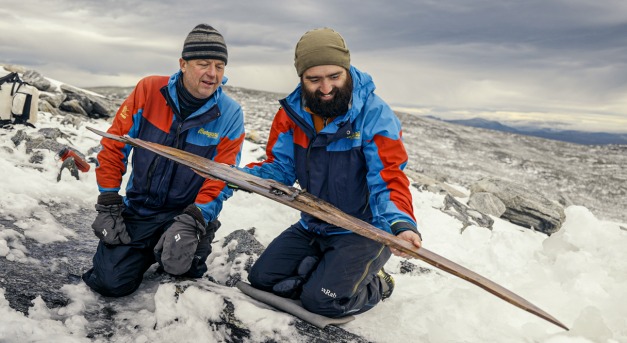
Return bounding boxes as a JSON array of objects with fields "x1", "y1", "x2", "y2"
[{"x1": 425, "y1": 115, "x2": 627, "y2": 145}]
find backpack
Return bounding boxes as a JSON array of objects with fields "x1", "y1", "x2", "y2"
[{"x1": 0, "y1": 72, "x2": 39, "y2": 127}]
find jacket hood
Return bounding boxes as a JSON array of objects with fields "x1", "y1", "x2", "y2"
[{"x1": 283, "y1": 66, "x2": 376, "y2": 124}]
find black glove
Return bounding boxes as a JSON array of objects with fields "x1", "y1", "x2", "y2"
[
  {"x1": 92, "y1": 192, "x2": 131, "y2": 245},
  {"x1": 154, "y1": 204, "x2": 220, "y2": 276}
]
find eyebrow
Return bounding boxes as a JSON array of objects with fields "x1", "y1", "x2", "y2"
[{"x1": 305, "y1": 71, "x2": 343, "y2": 80}]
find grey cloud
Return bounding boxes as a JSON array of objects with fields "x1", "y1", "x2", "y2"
[{"x1": 1, "y1": 0, "x2": 625, "y2": 131}]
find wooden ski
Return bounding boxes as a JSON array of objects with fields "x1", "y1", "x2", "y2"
[{"x1": 87, "y1": 126, "x2": 568, "y2": 331}]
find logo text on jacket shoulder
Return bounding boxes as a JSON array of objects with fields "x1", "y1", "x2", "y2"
[
  {"x1": 119, "y1": 105, "x2": 130, "y2": 120},
  {"x1": 347, "y1": 131, "x2": 361, "y2": 140},
  {"x1": 198, "y1": 128, "x2": 219, "y2": 139}
]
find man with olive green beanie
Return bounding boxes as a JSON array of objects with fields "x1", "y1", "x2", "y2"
[{"x1": 245, "y1": 28, "x2": 422, "y2": 317}]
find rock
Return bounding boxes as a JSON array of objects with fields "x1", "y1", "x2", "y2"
[
  {"x1": 40, "y1": 93, "x2": 67, "y2": 108},
  {"x1": 59, "y1": 99, "x2": 88, "y2": 116},
  {"x1": 405, "y1": 169, "x2": 467, "y2": 198},
  {"x1": 11, "y1": 129, "x2": 73, "y2": 155},
  {"x1": 468, "y1": 192, "x2": 507, "y2": 217},
  {"x1": 10, "y1": 130, "x2": 29, "y2": 147},
  {"x1": 22, "y1": 69, "x2": 53, "y2": 92},
  {"x1": 470, "y1": 178, "x2": 565, "y2": 235},
  {"x1": 2, "y1": 64, "x2": 27, "y2": 74},
  {"x1": 59, "y1": 114, "x2": 85, "y2": 129},
  {"x1": 442, "y1": 194, "x2": 494, "y2": 231},
  {"x1": 60, "y1": 84, "x2": 116, "y2": 118},
  {"x1": 220, "y1": 228, "x2": 266, "y2": 287},
  {"x1": 38, "y1": 99, "x2": 61, "y2": 116},
  {"x1": 29, "y1": 151, "x2": 44, "y2": 164},
  {"x1": 399, "y1": 260, "x2": 433, "y2": 276},
  {"x1": 245, "y1": 130, "x2": 265, "y2": 144}
]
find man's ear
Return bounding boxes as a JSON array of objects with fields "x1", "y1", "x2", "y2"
[{"x1": 179, "y1": 58, "x2": 186, "y2": 72}]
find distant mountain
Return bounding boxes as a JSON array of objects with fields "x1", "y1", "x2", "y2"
[{"x1": 426, "y1": 116, "x2": 627, "y2": 145}]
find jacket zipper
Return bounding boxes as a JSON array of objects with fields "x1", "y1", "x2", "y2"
[{"x1": 280, "y1": 99, "x2": 316, "y2": 191}]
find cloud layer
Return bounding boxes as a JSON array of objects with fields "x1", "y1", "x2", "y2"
[{"x1": 2, "y1": 0, "x2": 626, "y2": 132}]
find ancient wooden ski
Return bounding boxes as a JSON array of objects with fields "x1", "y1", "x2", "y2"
[{"x1": 87, "y1": 126, "x2": 568, "y2": 331}]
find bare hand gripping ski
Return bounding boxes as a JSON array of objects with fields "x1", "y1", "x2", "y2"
[{"x1": 87, "y1": 126, "x2": 568, "y2": 330}]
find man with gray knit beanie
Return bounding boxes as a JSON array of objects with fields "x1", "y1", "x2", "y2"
[
  {"x1": 83, "y1": 24, "x2": 245, "y2": 297},
  {"x1": 244, "y1": 28, "x2": 423, "y2": 317}
]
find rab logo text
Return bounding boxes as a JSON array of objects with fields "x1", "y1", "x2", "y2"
[
  {"x1": 321, "y1": 287, "x2": 336, "y2": 298},
  {"x1": 174, "y1": 234, "x2": 181, "y2": 242}
]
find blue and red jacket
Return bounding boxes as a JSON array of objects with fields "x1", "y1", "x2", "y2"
[
  {"x1": 245, "y1": 66, "x2": 418, "y2": 236},
  {"x1": 95, "y1": 71, "x2": 245, "y2": 224}
]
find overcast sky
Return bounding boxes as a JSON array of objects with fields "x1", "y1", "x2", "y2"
[{"x1": 2, "y1": 0, "x2": 626, "y2": 132}]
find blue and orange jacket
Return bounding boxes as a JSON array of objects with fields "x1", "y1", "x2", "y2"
[
  {"x1": 95, "y1": 71, "x2": 245, "y2": 224},
  {"x1": 245, "y1": 66, "x2": 418, "y2": 236}
]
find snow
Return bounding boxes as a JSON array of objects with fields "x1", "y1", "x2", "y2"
[{"x1": 1, "y1": 107, "x2": 626, "y2": 342}]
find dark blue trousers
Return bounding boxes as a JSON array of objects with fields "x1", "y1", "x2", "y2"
[
  {"x1": 248, "y1": 223, "x2": 391, "y2": 317},
  {"x1": 82, "y1": 209, "x2": 212, "y2": 297}
]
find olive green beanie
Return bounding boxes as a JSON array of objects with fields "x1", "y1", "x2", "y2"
[{"x1": 294, "y1": 28, "x2": 351, "y2": 76}]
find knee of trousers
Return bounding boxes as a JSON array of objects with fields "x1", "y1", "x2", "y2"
[
  {"x1": 299, "y1": 286, "x2": 345, "y2": 318},
  {"x1": 247, "y1": 263, "x2": 275, "y2": 291},
  {"x1": 82, "y1": 267, "x2": 142, "y2": 298}
]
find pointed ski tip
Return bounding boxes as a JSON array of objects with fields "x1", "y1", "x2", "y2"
[{"x1": 556, "y1": 321, "x2": 570, "y2": 331}]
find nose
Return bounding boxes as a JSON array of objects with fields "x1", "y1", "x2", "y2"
[
  {"x1": 205, "y1": 64, "x2": 217, "y2": 77},
  {"x1": 320, "y1": 79, "x2": 333, "y2": 94}
]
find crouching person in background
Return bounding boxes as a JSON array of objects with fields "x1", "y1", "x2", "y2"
[{"x1": 82, "y1": 23, "x2": 245, "y2": 297}]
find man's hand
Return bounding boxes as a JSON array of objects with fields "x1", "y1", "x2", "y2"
[{"x1": 390, "y1": 230, "x2": 422, "y2": 259}]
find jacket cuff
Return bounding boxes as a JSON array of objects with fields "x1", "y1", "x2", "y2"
[
  {"x1": 97, "y1": 192, "x2": 123, "y2": 206},
  {"x1": 391, "y1": 221, "x2": 422, "y2": 240},
  {"x1": 184, "y1": 204, "x2": 206, "y2": 226}
]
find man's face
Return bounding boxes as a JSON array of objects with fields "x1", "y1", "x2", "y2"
[
  {"x1": 301, "y1": 65, "x2": 352, "y2": 118},
  {"x1": 179, "y1": 58, "x2": 225, "y2": 99}
]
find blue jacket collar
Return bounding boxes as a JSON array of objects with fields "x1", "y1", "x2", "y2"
[
  {"x1": 166, "y1": 71, "x2": 228, "y2": 119},
  {"x1": 283, "y1": 66, "x2": 375, "y2": 128}
]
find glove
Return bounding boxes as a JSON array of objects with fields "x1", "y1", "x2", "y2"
[
  {"x1": 154, "y1": 204, "x2": 218, "y2": 276},
  {"x1": 92, "y1": 192, "x2": 130, "y2": 245}
]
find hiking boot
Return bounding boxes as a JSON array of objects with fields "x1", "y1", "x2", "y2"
[{"x1": 377, "y1": 268, "x2": 395, "y2": 301}]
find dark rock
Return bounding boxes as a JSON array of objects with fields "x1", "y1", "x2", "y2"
[
  {"x1": 470, "y1": 178, "x2": 565, "y2": 235},
  {"x1": 38, "y1": 99, "x2": 61, "y2": 116},
  {"x1": 39, "y1": 92, "x2": 66, "y2": 108},
  {"x1": 468, "y1": 192, "x2": 506, "y2": 217},
  {"x1": 38, "y1": 127, "x2": 67, "y2": 140},
  {"x1": 59, "y1": 99, "x2": 88, "y2": 116},
  {"x1": 10, "y1": 129, "x2": 29, "y2": 147},
  {"x1": 29, "y1": 151, "x2": 44, "y2": 164},
  {"x1": 220, "y1": 228, "x2": 265, "y2": 287},
  {"x1": 442, "y1": 194, "x2": 494, "y2": 231},
  {"x1": 60, "y1": 84, "x2": 117, "y2": 118},
  {"x1": 22, "y1": 69, "x2": 52, "y2": 92},
  {"x1": 399, "y1": 260, "x2": 433, "y2": 276}
]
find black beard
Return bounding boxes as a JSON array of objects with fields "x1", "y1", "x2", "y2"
[{"x1": 303, "y1": 80, "x2": 353, "y2": 119}]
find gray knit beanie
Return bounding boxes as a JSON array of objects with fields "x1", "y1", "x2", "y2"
[
  {"x1": 181, "y1": 24, "x2": 228, "y2": 64},
  {"x1": 294, "y1": 28, "x2": 350, "y2": 76}
]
